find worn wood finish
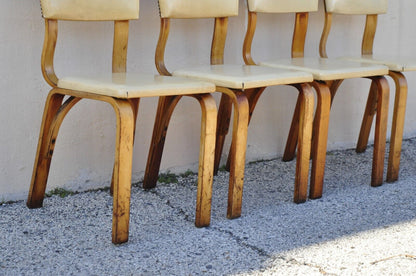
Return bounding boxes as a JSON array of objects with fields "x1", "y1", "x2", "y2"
[
  {"x1": 142, "y1": 96, "x2": 181, "y2": 189},
  {"x1": 215, "y1": 87, "x2": 249, "y2": 219},
  {"x1": 155, "y1": 18, "x2": 172, "y2": 76},
  {"x1": 308, "y1": 82, "x2": 331, "y2": 199},
  {"x1": 319, "y1": 12, "x2": 332, "y2": 58},
  {"x1": 211, "y1": 17, "x2": 228, "y2": 65},
  {"x1": 243, "y1": 12, "x2": 257, "y2": 66},
  {"x1": 193, "y1": 94, "x2": 217, "y2": 226},
  {"x1": 292, "y1": 13, "x2": 308, "y2": 58},
  {"x1": 41, "y1": 19, "x2": 59, "y2": 87},
  {"x1": 357, "y1": 71, "x2": 408, "y2": 183},
  {"x1": 362, "y1": 15, "x2": 378, "y2": 56},
  {"x1": 369, "y1": 76, "x2": 389, "y2": 186},
  {"x1": 292, "y1": 83, "x2": 314, "y2": 203},
  {"x1": 214, "y1": 93, "x2": 233, "y2": 174},
  {"x1": 386, "y1": 71, "x2": 407, "y2": 182},
  {"x1": 30, "y1": 14, "x2": 215, "y2": 244},
  {"x1": 242, "y1": 7, "x2": 315, "y2": 204},
  {"x1": 223, "y1": 87, "x2": 266, "y2": 172},
  {"x1": 282, "y1": 79, "x2": 342, "y2": 161},
  {"x1": 356, "y1": 80, "x2": 378, "y2": 153}
]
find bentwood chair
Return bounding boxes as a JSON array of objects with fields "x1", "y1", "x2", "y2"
[
  {"x1": 27, "y1": 0, "x2": 218, "y2": 244},
  {"x1": 322, "y1": 0, "x2": 415, "y2": 183},
  {"x1": 243, "y1": 0, "x2": 390, "y2": 199},
  {"x1": 144, "y1": 0, "x2": 315, "y2": 219}
]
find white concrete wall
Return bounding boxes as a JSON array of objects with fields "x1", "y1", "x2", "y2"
[{"x1": 1, "y1": 0, "x2": 415, "y2": 201}]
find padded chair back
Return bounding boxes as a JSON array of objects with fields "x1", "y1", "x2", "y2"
[
  {"x1": 40, "y1": 0, "x2": 140, "y2": 21},
  {"x1": 324, "y1": 0, "x2": 388, "y2": 15},
  {"x1": 158, "y1": 0, "x2": 238, "y2": 18},
  {"x1": 247, "y1": 0, "x2": 318, "y2": 13}
]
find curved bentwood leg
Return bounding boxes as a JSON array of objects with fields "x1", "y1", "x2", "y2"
[
  {"x1": 27, "y1": 90, "x2": 79, "y2": 208},
  {"x1": 143, "y1": 95, "x2": 182, "y2": 189},
  {"x1": 111, "y1": 98, "x2": 140, "y2": 195},
  {"x1": 308, "y1": 82, "x2": 331, "y2": 199},
  {"x1": 283, "y1": 79, "x2": 341, "y2": 162},
  {"x1": 386, "y1": 71, "x2": 407, "y2": 182},
  {"x1": 213, "y1": 94, "x2": 233, "y2": 175},
  {"x1": 369, "y1": 76, "x2": 390, "y2": 187},
  {"x1": 289, "y1": 83, "x2": 315, "y2": 203},
  {"x1": 190, "y1": 94, "x2": 217, "y2": 227},
  {"x1": 224, "y1": 87, "x2": 266, "y2": 172},
  {"x1": 215, "y1": 87, "x2": 249, "y2": 219},
  {"x1": 356, "y1": 80, "x2": 378, "y2": 153},
  {"x1": 110, "y1": 98, "x2": 135, "y2": 244}
]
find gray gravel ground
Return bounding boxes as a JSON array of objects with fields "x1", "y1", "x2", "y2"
[{"x1": 1, "y1": 138, "x2": 416, "y2": 275}]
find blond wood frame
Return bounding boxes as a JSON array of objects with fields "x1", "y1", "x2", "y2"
[
  {"x1": 244, "y1": 10, "x2": 389, "y2": 200},
  {"x1": 144, "y1": 15, "x2": 314, "y2": 218},
  {"x1": 321, "y1": 12, "x2": 407, "y2": 183},
  {"x1": 27, "y1": 18, "x2": 217, "y2": 244}
]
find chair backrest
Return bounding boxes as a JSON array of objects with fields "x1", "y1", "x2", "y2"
[
  {"x1": 324, "y1": 0, "x2": 388, "y2": 15},
  {"x1": 247, "y1": 0, "x2": 318, "y2": 13},
  {"x1": 321, "y1": 0, "x2": 388, "y2": 57},
  {"x1": 40, "y1": 0, "x2": 139, "y2": 21},
  {"x1": 155, "y1": 0, "x2": 239, "y2": 76},
  {"x1": 39, "y1": 0, "x2": 139, "y2": 87},
  {"x1": 244, "y1": 0, "x2": 318, "y2": 63},
  {"x1": 158, "y1": 0, "x2": 238, "y2": 19}
]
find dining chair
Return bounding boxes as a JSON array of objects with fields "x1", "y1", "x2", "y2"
[
  {"x1": 322, "y1": 0, "x2": 415, "y2": 183},
  {"x1": 243, "y1": 0, "x2": 390, "y2": 199},
  {"x1": 143, "y1": 0, "x2": 315, "y2": 220},
  {"x1": 27, "y1": 0, "x2": 218, "y2": 244}
]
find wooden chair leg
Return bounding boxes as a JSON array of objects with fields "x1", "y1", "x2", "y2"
[
  {"x1": 282, "y1": 94, "x2": 302, "y2": 162},
  {"x1": 224, "y1": 87, "x2": 265, "y2": 171},
  {"x1": 309, "y1": 82, "x2": 331, "y2": 199},
  {"x1": 292, "y1": 83, "x2": 314, "y2": 203},
  {"x1": 111, "y1": 98, "x2": 140, "y2": 195},
  {"x1": 143, "y1": 96, "x2": 181, "y2": 189},
  {"x1": 370, "y1": 76, "x2": 389, "y2": 187},
  {"x1": 213, "y1": 94, "x2": 233, "y2": 175},
  {"x1": 356, "y1": 80, "x2": 378, "y2": 153},
  {"x1": 215, "y1": 88, "x2": 249, "y2": 219},
  {"x1": 387, "y1": 71, "x2": 408, "y2": 182},
  {"x1": 110, "y1": 99, "x2": 135, "y2": 244},
  {"x1": 27, "y1": 92, "x2": 82, "y2": 208},
  {"x1": 190, "y1": 94, "x2": 217, "y2": 227}
]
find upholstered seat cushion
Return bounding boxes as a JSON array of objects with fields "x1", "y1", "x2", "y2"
[
  {"x1": 57, "y1": 73, "x2": 216, "y2": 98},
  {"x1": 259, "y1": 57, "x2": 389, "y2": 81},
  {"x1": 172, "y1": 65, "x2": 313, "y2": 89},
  {"x1": 341, "y1": 55, "x2": 416, "y2": 72}
]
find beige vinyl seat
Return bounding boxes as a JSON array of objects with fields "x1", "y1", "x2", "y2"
[
  {"x1": 323, "y1": 0, "x2": 415, "y2": 183},
  {"x1": 143, "y1": 0, "x2": 315, "y2": 220},
  {"x1": 244, "y1": 0, "x2": 390, "y2": 199},
  {"x1": 27, "y1": 0, "x2": 218, "y2": 244}
]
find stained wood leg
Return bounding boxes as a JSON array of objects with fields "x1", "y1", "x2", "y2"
[
  {"x1": 213, "y1": 94, "x2": 233, "y2": 174},
  {"x1": 309, "y1": 82, "x2": 331, "y2": 199},
  {"x1": 292, "y1": 83, "x2": 314, "y2": 203},
  {"x1": 217, "y1": 89, "x2": 249, "y2": 219},
  {"x1": 191, "y1": 94, "x2": 217, "y2": 227},
  {"x1": 111, "y1": 98, "x2": 140, "y2": 195},
  {"x1": 111, "y1": 99, "x2": 135, "y2": 244},
  {"x1": 225, "y1": 88, "x2": 265, "y2": 171},
  {"x1": 282, "y1": 95, "x2": 302, "y2": 162},
  {"x1": 356, "y1": 80, "x2": 378, "y2": 153},
  {"x1": 386, "y1": 71, "x2": 407, "y2": 182},
  {"x1": 143, "y1": 96, "x2": 181, "y2": 189},
  {"x1": 27, "y1": 92, "x2": 81, "y2": 208},
  {"x1": 283, "y1": 79, "x2": 341, "y2": 162},
  {"x1": 370, "y1": 76, "x2": 389, "y2": 187}
]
